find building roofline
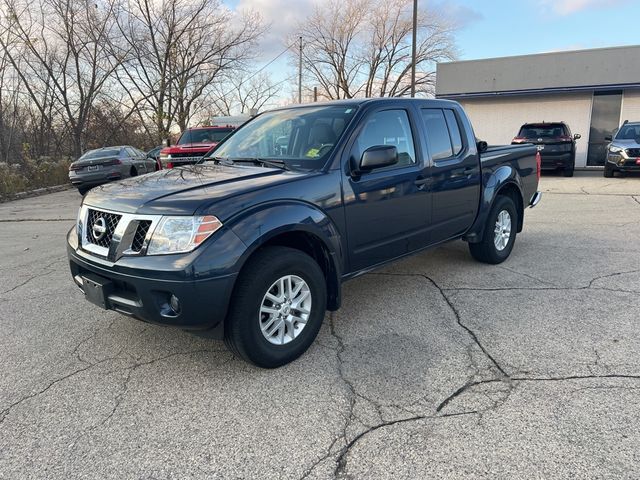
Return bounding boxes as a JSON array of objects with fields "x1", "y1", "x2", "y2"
[
  {"x1": 437, "y1": 83, "x2": 640, "y2": 100},
  {"x1": 437, "y1": 44, "x2": 640, "y2": 67}
]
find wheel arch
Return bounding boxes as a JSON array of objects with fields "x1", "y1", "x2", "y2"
[
  {"x1": 227, "y1": 201, "x2": 344, "y2": 311},
  {"x1": 464, "y1": 166, "x2": 525, "y2": 243}
]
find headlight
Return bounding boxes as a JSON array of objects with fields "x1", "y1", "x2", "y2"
[
  {"x1": 609, "y1": 146, "x2": 623, "y2": 154},
  {"x1": 160, "y1": 153, "x2": 171, "y2": 160},
  {"x1": 68, "y1": 225, "x2": 79, "y2": 249},
  {"x1": 147, "y1": 215, "x2": 222, "y2": 255}
]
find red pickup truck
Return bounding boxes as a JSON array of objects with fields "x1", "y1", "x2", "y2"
[{"x1": 159, "y1": 125, "x2": 236, "y2": 169}]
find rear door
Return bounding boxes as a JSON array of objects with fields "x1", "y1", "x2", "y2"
[
  {"x1": 125, "y1": 147, "x2": 146, "y2": 173},
  {"x1": 422, "y1": 108, "x2": 481, "y2": 243},
  {"x1": 343, "y1": 106, "x2": 431, "y2": 272}
]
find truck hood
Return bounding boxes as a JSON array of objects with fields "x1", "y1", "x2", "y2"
[
  {"x1": 82, "y1": 164, "x2": 306, "y2": 216},
  {"x1": 611, "y1": 139, "x2": 640, "y2": 149}
]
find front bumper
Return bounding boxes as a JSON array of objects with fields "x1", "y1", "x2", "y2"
[
  {"x1": 606, "y1": 155, "x2": 640, "y2": 171},
  {"x1": 67, "y1": 238, "x2": 236, "y2": 336}
]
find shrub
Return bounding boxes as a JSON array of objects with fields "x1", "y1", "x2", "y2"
[{"x1": 0, "y1": 158, "x2": 71, "y2": 198}]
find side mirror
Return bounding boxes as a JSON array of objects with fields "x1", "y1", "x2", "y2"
[
  {"x1": 357, "y1": 145, "x2": 398, "y2": 173},
  {"x1": 573, "y1": 133, "x2": 581, "y2": 140},
  {"x1": 604, "y1": 135, "x2": 612, "y2": 142},
  {"x1": 477, "y1": 140, "x2": 488, "y2": 153}
]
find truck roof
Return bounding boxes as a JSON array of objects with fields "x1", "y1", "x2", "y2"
[{"x1": 269, "y1": 97, "x2": 461, "y2": 111}]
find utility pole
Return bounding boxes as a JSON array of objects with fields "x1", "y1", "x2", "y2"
[
  {"x1": 410, "y1": 0, "x2": 417, "y2": 97},
  {"x1": 298, "y1": 36, "x2": 303, "y2": 104}
]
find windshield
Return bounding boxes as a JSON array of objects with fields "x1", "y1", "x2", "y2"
[
  {"x1": 208, "y1": 105, "x2": 358, "y2": 170},
  {"x1": 80, "y1": 148, "x2": 121, "y2": 160},
  {"x1": 614, "y1": 124, "x2": 640, "y2": 141},
  {"x1": 518, "y1": 124, "x2": 567, "y2": 138},
  {"x1": 178, "y1": 128, "x2": 234, "y2": 145}
]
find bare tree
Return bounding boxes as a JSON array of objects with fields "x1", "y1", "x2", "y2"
[
  {"x1": 296, "y1": 0, "x2": 456, "y2": 99},
  {"x1": 0, "y1": 0, "x2": 122, "y2": 157},
  {"x1": 232, "y1": 72, "x2": 281, "y2": 114},
  {"x1": 296, "y1": 0, "x2": 369, "y2": 99},
  {"x1": 116, "y1": 0, "x2": 261, "y2": 142}
]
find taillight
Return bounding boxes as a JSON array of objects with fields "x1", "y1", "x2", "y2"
[
  {"x1": 69, "y1": 164, "x2": 81, "y2": 171},
  {"x1": 536, "y1": 151, "x2": 541, "y2": 181},
  {"x1": 102, "y1": 159, "x2": 122, "y2": 166},
  {"x1": 512, "y1": 137, "x2": 527, "y2": 144},
  {"x1": 559, "y1": 136, "x2": 572, "y2": 142}
]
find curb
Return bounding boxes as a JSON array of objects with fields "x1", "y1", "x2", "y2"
[{"x1": 0, "y1": 184, "x2": 73, "y2": 203}]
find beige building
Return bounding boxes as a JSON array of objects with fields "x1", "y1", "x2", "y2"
[{"x1": 436, "y1": 45, "x2": 640, "y2": 167}]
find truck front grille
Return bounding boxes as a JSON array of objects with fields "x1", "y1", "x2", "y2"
[
  {"x1": 169, "y1": 153, "x2": 204, "y2": 159},
  {"x1": 626, "y1": 148, "x2": 640, "y2": 157},
  {"x1": 131, "y1": 221, "x2": 152, "y2": 252},
  {"x1": 86, "y1": 209, "x2": 121, "y2": 249}
]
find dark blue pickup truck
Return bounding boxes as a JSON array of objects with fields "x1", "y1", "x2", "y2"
[{"x1": 67, "y1": 98, "x2": 541, "y2": 367}]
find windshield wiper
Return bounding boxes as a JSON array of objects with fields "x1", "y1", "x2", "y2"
[
  {"x1": 228, "y1": 157, "x2": 289, "y2": 170},
  {"x1": 197, "y1": 156, "x2": 230, "y2": 166}
]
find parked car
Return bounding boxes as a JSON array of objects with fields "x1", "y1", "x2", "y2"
[
  {"x1": 67, "y1": 99, "x2": 541, "y2": 367},
  {"x1": 146, "y1": 146, "x2": 163, "y2": 171},
  {"x1": 603, "y1": 121, "x2": 640, "y2": 177},
  {"x1": 159, "y1": 125, "x2": 237, "y2": 169},
  {"x1": 512, "y1": 122, "x2": 580, "y2": 177},
  {"x1": 68, "y1": 146, "x2": 157, "y2": 195}
]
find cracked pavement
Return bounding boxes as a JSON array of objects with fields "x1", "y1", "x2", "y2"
[{"x1": 1, "y1": 172, "x2": 639, "y2": 479}]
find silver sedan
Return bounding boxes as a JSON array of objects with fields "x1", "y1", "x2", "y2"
[{"x1": 68, "y1": 146, "x2": 158, "y2": 195}]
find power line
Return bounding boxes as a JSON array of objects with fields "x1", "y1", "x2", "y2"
[{"x1": 239, "y1": 42, "x2": 297, "y2": 87}]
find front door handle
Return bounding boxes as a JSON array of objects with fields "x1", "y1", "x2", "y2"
[{"x1": 414, "y1": 177, "x2": 429, "y2": 190}]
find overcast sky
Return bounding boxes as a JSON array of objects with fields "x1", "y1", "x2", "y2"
[{"x1": 223, "y1": 0, "x2": 640, "y2": 99}]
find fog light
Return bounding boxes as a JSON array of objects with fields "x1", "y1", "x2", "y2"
[{"x1": 170, "y1": 294, "x2": 181, "y2": 314}]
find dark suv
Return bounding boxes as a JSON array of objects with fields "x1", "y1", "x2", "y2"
[{"x1": 512, "y1": 122, "x2": 580, "y2": 177}]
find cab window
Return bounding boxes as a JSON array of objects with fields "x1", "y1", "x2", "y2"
[
  {"x1": 421, "y1": 109, "x2": 461, "y2": 161},
  {"x1": 352, "y1": 109, "x2": 416, "y2": 169}
]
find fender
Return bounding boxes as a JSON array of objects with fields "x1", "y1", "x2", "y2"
[
  {"x1": 463, "y1": 165, "x2": 525, "y2": 243},
  {"x1": 226, "y1": 200, "x2": 345, "y2": 309}
]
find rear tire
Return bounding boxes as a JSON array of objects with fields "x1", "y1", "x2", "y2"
[
  {"x1": 224, "y1": 246, "x2": 327, "y2": 368},
  {"x1": 603, "y1": 164, "x2": 614, "y2": 178},
  {"x1": 468, "y1": 195, "x2": 518, "y2": 264},
  {"x1": 563, "y1": 164, "x2": 574, "y2": 177}
]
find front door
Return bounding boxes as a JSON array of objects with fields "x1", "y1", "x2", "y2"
[{"x1": 343, "y1": 107, "x2": 431, "y2": 273}]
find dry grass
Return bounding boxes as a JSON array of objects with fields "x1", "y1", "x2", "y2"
[{"x1": 0, "y1": 158, "x2": 71, "y2": 197}]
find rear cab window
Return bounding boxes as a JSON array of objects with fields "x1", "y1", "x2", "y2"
[{"x1": 519, "y1": 124, "x2": 568, "y2": 139}]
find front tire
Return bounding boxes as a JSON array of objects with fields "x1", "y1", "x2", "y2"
[
  {"x1": 224, "y1": 246, "x2": 327, "y2": 368},
  {"x1": 468, "y1": 195, "x2": 518, "y2": 264},
  {"x1": 603, "y1": 164, "x2": 614, "y2": 178}
]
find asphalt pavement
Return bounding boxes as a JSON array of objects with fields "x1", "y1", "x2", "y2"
[{"x1": 1, "y1": 171, "x2": 639, "y2": 479}]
